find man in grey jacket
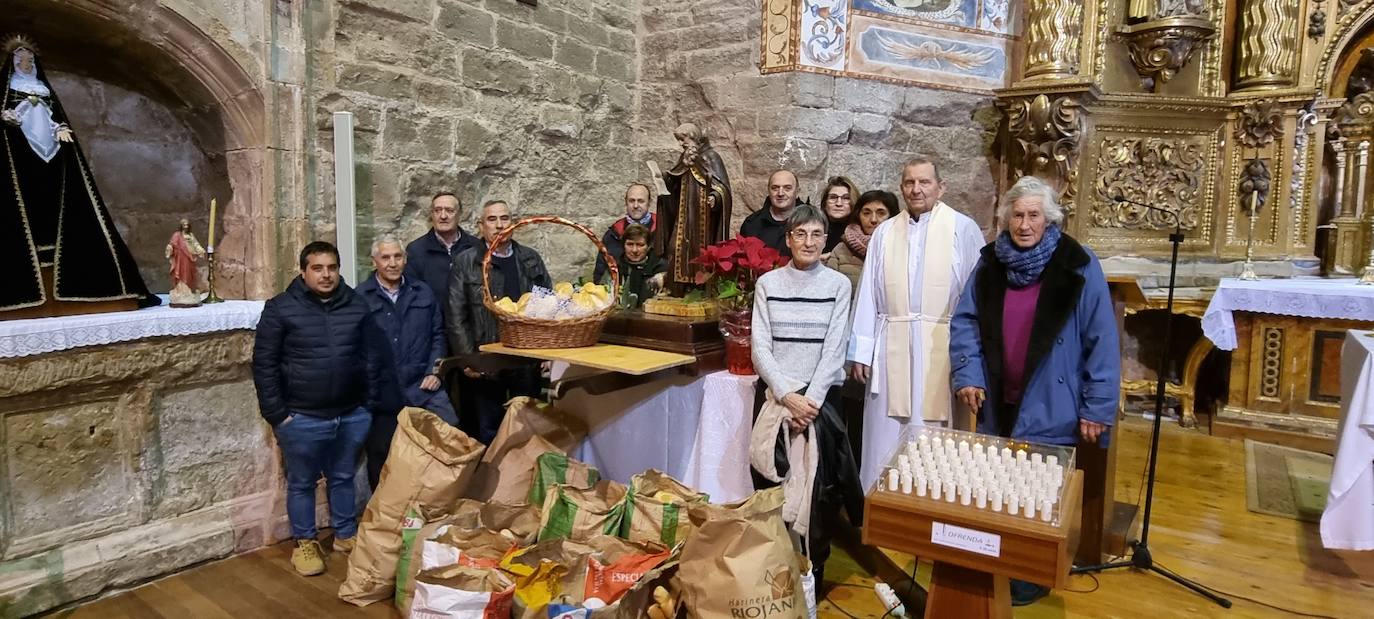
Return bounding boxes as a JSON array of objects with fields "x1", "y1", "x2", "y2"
[{"x1": 446, "y1": 200, "x2": 551, "y2": 443}]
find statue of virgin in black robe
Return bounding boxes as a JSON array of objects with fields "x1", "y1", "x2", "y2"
[{"x1": 0, "y1": 37, "x2": 157, "y2": 313}]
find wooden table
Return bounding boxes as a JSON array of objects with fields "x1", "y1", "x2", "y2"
[
  {"x1": 864, "y1": 471, "x2": 1084, "y2": 618},
  {"x1": 477, "y1": 342, "x2": 695, "y2": 375}
]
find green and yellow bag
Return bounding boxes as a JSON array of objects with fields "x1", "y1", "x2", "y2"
[
  {"x1": 528, "y1": 451, "x2": 602, "y2": 507},
  {"x1": 620, "y1": 469, "x2": 708, "y2": 547},
  {"x1": 537, "y1": 480, "x2": 628, "y2": 543}
]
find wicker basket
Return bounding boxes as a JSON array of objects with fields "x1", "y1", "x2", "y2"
[{"x1": 481, "y1": 216, "x2": 619, "y2": 349}]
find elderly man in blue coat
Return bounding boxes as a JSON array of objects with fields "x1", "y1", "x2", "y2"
[
  {"x1": 357, "y1": 235, "x2": 460, "y2": 490},
  {"x1": 949, "y1": 175, "x2": 1120, "y2": 606}
]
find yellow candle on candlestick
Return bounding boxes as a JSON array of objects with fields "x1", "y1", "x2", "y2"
[{"x1": 208, "y1": 198, "x2": 217, "y2": 249}]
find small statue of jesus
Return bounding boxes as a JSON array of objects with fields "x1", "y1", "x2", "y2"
[{"x1": 165, "y1": 218, "x2": 205, "y2": 307}]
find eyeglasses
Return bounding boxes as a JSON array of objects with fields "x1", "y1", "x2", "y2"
[
  {"x1": 788, "y1": 230, "x2": 828, "y2": 242},
  {"x1": 826, "y1": 194, "x2": 852, "y2": 202}
]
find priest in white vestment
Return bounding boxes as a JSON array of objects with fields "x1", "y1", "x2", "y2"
[{"x1": 847, "y1": 158, "x2": 984, "y2": 489}]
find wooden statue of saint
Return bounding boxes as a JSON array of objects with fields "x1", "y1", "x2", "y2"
[
  {"x1": 0, "y1": 36, "x2": 157, "y2": 314},
  {"x1": 653, "y1": 123, "x2": 733, "y2": 296}
]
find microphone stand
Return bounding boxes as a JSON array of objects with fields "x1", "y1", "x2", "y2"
[{"x1": 1071, "y1": 197, "x2": 1232, "y2": 608}]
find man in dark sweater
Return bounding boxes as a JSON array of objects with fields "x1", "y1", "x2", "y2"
[
  {"x1": 405, "y1": 192, "x2": 479, "y2": 314},
  {"x1": 252, "y1": 241, "x2": 398, "y2": 577},
  {"x1": 739, "y1": 169, "x2": 801, "y2": 256},
  {"x1": 593, "y1": 183, "x2": 656, "y2": 284},
  {"x1": 447, "y1": 200, "x2": 551, "y2": 443}
]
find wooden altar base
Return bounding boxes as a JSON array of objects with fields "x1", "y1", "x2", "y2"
[
  {"x1": 0, "y1": 265, "x2": 138, "y2": 321},
  {"x1": 1213, "y1": 311, "x2": 1371, "y2": 453}
]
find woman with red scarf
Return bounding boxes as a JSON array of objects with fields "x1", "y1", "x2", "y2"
[{"x1": 824, "y1": 190, "x2": 896, "y2": 305}]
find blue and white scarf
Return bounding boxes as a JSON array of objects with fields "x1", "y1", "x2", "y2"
[{"x1": 994, "y1": 224, "x2": 1062, "y2": 288}]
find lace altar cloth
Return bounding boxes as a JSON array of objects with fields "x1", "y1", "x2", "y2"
[
  {"x1": 1201, "y1": 278, "x2": 1374, "y2": 351},
  {"x1": 0, "y1": 295, "x2": 264, "y2": 358}
]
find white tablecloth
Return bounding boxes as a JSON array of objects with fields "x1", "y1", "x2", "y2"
[
  {"x1": 0, "y1": 296, "x2": 264, "y2": 358},
  {"x1": 563, "y1": 370, "x2": 757, "y2": 503},
  {"x1": 1201, "y1": 278, "x2": 1374, "y2": 351},
  {"x1": 1322, "y1": 330, "x2": 1374, "y2": 550}
]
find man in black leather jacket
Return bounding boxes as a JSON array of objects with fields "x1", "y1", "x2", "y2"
[
  {"x1": 252, "y1": 241, "x2": 398, "y2": 576},
  {"x1": 446, "y1": 200, "x2": 551, "y2": 443}
]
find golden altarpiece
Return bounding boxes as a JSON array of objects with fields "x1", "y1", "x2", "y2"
[{"x1": 996, "y1": 0, "x2": 1374, "y2": 450}]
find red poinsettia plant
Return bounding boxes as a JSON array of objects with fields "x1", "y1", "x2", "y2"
[{"x1": 691, "y1": 235, "x2": 789, "y2": 312}]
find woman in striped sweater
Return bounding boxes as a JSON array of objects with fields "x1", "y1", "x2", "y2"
[{"x1": 750, "y1": 204, "x2": 864, "y2": 588}]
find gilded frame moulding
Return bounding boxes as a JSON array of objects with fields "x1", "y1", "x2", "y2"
[{"x1": 758, "y1": 0, "x2": 1021, "y2": 95}]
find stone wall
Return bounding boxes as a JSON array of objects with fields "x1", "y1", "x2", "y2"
[
  {"x1": 47, "y1": 72, "x2": 232, "y2": 293},
  {"x1": 636, "y1": 0, "x2": 1003, "y2": 234},
  {"x1": 0, "y1": 332, "x2": 290, "y2": 617},
  {"x1": 313, "y1": 0, "x2": 641, "y2": 282}
]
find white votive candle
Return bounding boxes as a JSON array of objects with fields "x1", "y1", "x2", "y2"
[
  {"x1": 944, "y1": 484, "x2": 956, "y2": 502},
  {"x1": 1047, "y1": 454, "x2": 1059, "y2": 468},
  {"x1": 1031, "y1": 452, "x2": 1043, "y2": 466},
  {"x1": 1041, "y1": 499, "x2": 1054, "y2": 522},
  {"x1": 1016, "y1": 448, "x2": 1028, "y2": 462},
  {"x1": 1023, "y1": 499, "x2": 1036, "y2": 519},
  {"x1": 887, "y1": 468, "x2": 899, "y2": 491},
  {"x1": 900, "y1": 472, "x2": 913, "y2": 494}
]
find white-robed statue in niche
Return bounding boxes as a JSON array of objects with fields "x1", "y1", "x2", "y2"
[{"x1": 0, "y1": 35, "x2": 157, "y2": 313}]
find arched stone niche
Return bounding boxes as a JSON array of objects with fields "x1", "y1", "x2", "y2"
[{"x1": 4, "y1": 0, "x2": 284, "y2": 299}]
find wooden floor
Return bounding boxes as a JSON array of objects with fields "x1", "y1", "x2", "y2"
[{"x1": 46, "y1": 416, "x2": 1374, "y2": 619}]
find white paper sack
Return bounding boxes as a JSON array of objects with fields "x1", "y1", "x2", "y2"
[
  {"x1": 409, "y1": 583, "x2": 501, "y2": 619},
  {"x1": 419, "y1": 531, "x2": 461, "y2": 571}
]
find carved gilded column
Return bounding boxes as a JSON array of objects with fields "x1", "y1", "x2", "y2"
[
  {"x1": 1024, "y1": 0, "x2": 1084, "y2": 79},
  {"x1": 1333, "y1": 138, "x2": 1350, "y2": 218},
  {"x1": 1332, "y1": 138, "x2": 1365, "y2": 273},
  {"x1": 1234, "y1": 0, "x2": 1300, "y2": 90}
]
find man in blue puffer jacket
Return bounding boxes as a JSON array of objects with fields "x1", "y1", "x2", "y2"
[
  {"x1": 356, "y1": 235, "x2": 460, "y2": 490},
  {"x1": 252, "y1": 241, "x2": 399, "y2": 577}
]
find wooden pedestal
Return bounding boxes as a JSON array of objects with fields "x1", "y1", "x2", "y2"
[
  {"x1": 599, "y1": 310, "x2": 724, "y2": 373},
  {"x1": 1214, "y1": 311, "x2": 1372, "y2": 453},
  {"x1": 864, "y1": 471, "x2": 1083, "y2": 619},
  {"x1": 927, "y1": 563, "x2": 1011, "y2": 619},
  {"x1": 0, "y1": 265, "x2": 139, "y2": 321}
]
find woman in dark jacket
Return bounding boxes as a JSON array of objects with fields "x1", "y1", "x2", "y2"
[
  {"x1": 611, "y1": 223, "x2": 666, "y2": 307},
  {"x1": 949, "y1": 176, "x2": 1120, "y2": 605}
]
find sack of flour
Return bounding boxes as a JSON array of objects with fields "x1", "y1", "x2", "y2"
[
  {"x1": 677, "y1": 487, "x2": 805, "y2": 619},
  {"x1": 537, "y1": 481, "x2": 628, "y2": 543},
  {"x1": 339, "y1": 409, "x2": 485, "y2": 606},
  {"x1": 410, "y1": 565, "x2": 514, "y2": 619},
  {"x1": 500, "y1": 538, "x2": 598, "y2": 618},
  {"x1": 583, "y1": 538, "x2": 671, "y2": 606},
  {"x1": 528, "y1": 452, "x2": 603, "y2": 507},
  {"x1": 620, "y1": 469, "x2": 707, "y2": 547},
  {"x1": 469, "y1": 397, "x2": 588, "y2": 503}
]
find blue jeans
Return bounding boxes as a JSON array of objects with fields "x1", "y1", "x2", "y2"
[{"x1": 274, "y1": 407, "x2": 370, "y2": 540}]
